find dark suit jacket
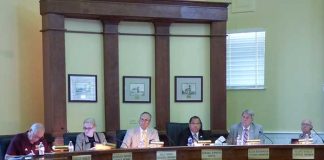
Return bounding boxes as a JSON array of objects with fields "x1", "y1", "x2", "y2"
[{"x1": 178, "y1": 128, "x2": 205, "y2": 146}]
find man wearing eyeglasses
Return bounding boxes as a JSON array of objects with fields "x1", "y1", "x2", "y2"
[
  {"x1": 5, "y1": 123, "x2": 51, "y2": 159},
  {"x1": 121, "y1": 112, "x2": 159, "y2": 148},
  {"x1": 178, "y1": 116, "x2": 205, "y2": 146},
  {"x1": 299, "y1": 119, "x2": 323, "y2": 144},
  {"x1": 75, "y1": 118, "x2": 108, "y2": 151}
]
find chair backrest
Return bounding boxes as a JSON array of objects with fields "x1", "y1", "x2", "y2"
[
  {"x1": 115, "y1": 130, "x2": 127, "y2": 148},
  {"x1": 0, "y1": 135, "x2": 15, "y2": 160},
  {"x1": 63, "y1": 132, "x2": 81, "y2": 146},
  {"x1": 166, "y1": 122, "x2": 188, "y2": 146}
]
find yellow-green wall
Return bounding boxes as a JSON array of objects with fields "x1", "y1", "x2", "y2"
[
  {"x1": 0, "y1": 0, "x2": 43, "y2": 134},
  {"x1": 1, "y1": 0, "x2": 324, "y2": 134},
  {"x1": 227, "y1": 0, "x2": 324, "y2": 132},
  {"x1": 65, "y1": 19, "x2": 106, "y2": 132}
]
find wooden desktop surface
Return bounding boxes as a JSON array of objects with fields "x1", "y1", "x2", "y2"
[{"x1": 37, "y1": 144, "x2": 324, "y2": 160}]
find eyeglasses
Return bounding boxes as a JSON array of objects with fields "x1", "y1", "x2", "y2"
[
  {"x1": 83, "y1": 127, "x2": 94, "y2": 130},
  {"x1": 301, "y1": 123, "x2": 311, "y2": 126},
  {"x1": 140, "y1": 118, "x2": 150, "y2": 122},
  {"x1": 190, "y1": 123, "x2": 201, "y2": 125}
]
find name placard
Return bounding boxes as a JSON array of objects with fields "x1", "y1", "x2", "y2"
[
  {"x1": 292, "y1": 148, "x2": 314, "y2": 159},
  {"x1": 72, "y1": 155, "x2": 92, "y2": 160},
  {"x1": 201, "y1": 149, "x2": 222, "y2": 160},
  {"x1": 156, "y1": 150, "x2": 176, "y2": 160},
  {"x1": 248, "y1": 148, "x2": 269, "y2": 159},
  {"x1": 112, "y1": 152, "x2": 132, "y2": 160}
]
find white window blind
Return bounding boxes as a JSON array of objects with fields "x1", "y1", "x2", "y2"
[{"x1": 226, "y1": 31, "x2": 265, "y2": 89}]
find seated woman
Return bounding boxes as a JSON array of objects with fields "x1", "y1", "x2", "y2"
[{"x1": 75, "y1": 118, "x2": 107, "y2": 151}]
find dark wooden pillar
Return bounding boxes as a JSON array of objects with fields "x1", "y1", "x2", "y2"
[
  {"x1": 102, "y1": 20, "x2": 120, "y2": 136},
  {"x1": 210, "y1": 21, "x2": 227, "y2": 134},
  {"x1": 154, "y1": 22, "x2": 171, "y2": 133},
  {"x1": 42, "y1": 14, "x2": 67, "y2": 138}
]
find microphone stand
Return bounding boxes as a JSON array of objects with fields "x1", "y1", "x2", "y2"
[
  {"x1": 259, "y1": 131, "x2": 274, "y2": 144},
  {"x1": 312, "y1": 128, "x2": 324, "y2": 143}
]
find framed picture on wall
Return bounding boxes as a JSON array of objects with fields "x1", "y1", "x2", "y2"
[
  {"x1": 175, "y1": 76, "x2": 203, "y2": 102},
  {"x1": 68, "y1": 74, "x2": 97, "y2": 102},
  {"x1": 123, "y1": 76, "x2": 151, "y2": 103}
]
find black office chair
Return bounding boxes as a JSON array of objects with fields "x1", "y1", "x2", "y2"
[
  {"x1": 0, "y1": 135, "x2": 15, "y2": 160},
  {"x1": 63, "y1": 132, "x2": 81, "y2": 146},
  {"x1": 166, "y1": 122, "x2": 188, "y2": 146},
  {"x1": 115, "y1": 130, "x2": 127, "y2": 148}
]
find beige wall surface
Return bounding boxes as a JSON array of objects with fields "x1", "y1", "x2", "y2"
[
  {"x1": 0, "y1": 0, "x2": 43, "y2": 134},
  {"x1": 0, "y1": 0, "x2": 323, "y2": 134}
]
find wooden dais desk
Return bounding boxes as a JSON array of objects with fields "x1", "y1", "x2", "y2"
[{"x1": 35, "y1": 145, "x2": 324, "y2": 160}]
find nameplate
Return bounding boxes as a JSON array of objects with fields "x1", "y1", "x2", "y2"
[
  {"x1": 112, "y1": 152, "x2": 132, "y2": 160},
  {"x1": 201, "y1": 149, "x2": 222, "y2": 160},
  {"x1": 72, "y1": 155, "x2": 91, "y2": 160},
  {"x1": 248, "y1": 148, "x2": 269, "y2": 159},
  {"x1": 292, "y1": 148, "x2": 314, "y2": 159},
  {"x1": 156, "y1": 150, "x2": 176, "y2": 160}
]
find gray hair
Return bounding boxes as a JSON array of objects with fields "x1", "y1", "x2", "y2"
[
  {"x1": 241, "y1": 109, "x2": 255, "y2": 119},
  {"x1": 140, "y1": 112, "x2": 152, "y2": 121},
  {"x1": 83, "y1": 118, "x2": 96, "y2": 127},
  {"x1": 30, "y1": 123, "x2": 45, "y2": 134},
  {"x1": 301, "y1": 119, "x2": 313, "y2": 128}
]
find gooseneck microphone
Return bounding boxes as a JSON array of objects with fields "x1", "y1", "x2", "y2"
[
  {"x1": 311, "y1": 128, "x2": 324, "y2": 143},
  {"x1": 259, "y1": 131, "x2": 274, "y2": 144}
]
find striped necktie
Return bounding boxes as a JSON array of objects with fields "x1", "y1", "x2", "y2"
[
  {"x1": 243, "y1": 128, "x2": 248, "y2": 144},
  {"x1": 193, "y1": 133, "x2": 199, "y2": 142}
]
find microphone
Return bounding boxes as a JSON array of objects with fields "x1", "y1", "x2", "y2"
[
  {"x1": 259, "y1": 131, "x2": 273, "y2": 144},
  {"x1": 311, "y1": 128, "x2": 324, "y2": 143}
]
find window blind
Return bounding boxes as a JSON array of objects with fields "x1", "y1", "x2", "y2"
[{"x1": 226, "y1": 31, "x2": 265, "y2": 89}]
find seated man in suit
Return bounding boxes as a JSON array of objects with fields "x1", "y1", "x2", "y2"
[
  {"x1": 178, "y1": 116, "x2": 206, "y2": 146},
  {"x1": 227, "y1": 109, "x2": 264, "y2": 145},
  {"x1": 5, "y1": 123, "x2": 52, "y2": 159},
  {"x1": 121, "y1": 112, "x2": 159, "y2": 148},
  {"x1": 299, "y1": 119, "x2": 323, "y2": 144},
  {"x1": 75, "y1": 118, "x2": 108, "y2": 151}
]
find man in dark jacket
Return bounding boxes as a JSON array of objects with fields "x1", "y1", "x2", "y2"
[{"x1": 178, "y1": 116, "x2": 205, "y2": 146}]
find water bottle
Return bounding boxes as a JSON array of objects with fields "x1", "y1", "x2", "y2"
[
  {"x1": 68, "y1": 141, "x2": 74, "y2": 152},
  {"x1": 305, "y1": 134, "x2": 309, "y2": 144},
  {"x1": 236, "y1": 135, "x2": 242, "y2": 145},
  {"x1": 38, "y1": 142, "x2": 45, "y2": 155},
  {"x1": 187, "y1": 137, "x2": 193, "y2": 146}
]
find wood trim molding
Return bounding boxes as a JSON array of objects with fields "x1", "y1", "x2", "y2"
[
  {"x1": 103, "y1": 20, "x2": 120, "y2": 134},
  {"x1": 154, "y1": 22, "x2": 171, "y2": 132},
  {"x1": 40, "y1": 0, "x2": 229, "y2": 22},
  {"x1": 210, "y1": 21, "x2": 227, "y2": 133},
  {"x1": 42, "y1": 14, "x2": 67, "y2": 137}
]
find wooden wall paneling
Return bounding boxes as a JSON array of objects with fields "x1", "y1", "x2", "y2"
[
  {"x1": 210, "y1": 21, "x2": 227, "y2": 134},
  {"x1": 154, "y1": 22, "x2": 171, "y2": 133},
  {"x1": 102, "y1": 20, "x2": 120, "y2": 137},
  {"x1": 42, "y1": 14, "x2": 67, "y2": 139}
]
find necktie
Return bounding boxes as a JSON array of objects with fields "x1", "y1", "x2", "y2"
[
  {"x1": 243, "y1": 128, "x2": 248, "y2": 144},
  {"x1": 142, "y1": 130, "x2": 148, "y2": 147},
  {"x1": 193, "y1": 133, "x2": 199, "y2": 142}
]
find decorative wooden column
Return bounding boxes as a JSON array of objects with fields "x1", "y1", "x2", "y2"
[
  {"x1": 154, "y1": 22, "x2": 171, "y2": 133},
  {"x1": 42, "y1": 14, "x2": 67, "y2": 139},
  {"x1": 103, "y1": 20, "x2": 120, "y2": 137},
  {"x1": 210, "y1": 21, "x2": 227, "y2": 134}
]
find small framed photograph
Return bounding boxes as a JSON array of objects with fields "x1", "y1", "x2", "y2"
[
  {"x1": 68, "y1": 74, "x2": 97, "y2": 102},
  {"x1": 123, "y1": 76, "x2": 151, "y2": 103},
  {"x1": 175, "y1": 76, "x2": 203, "y2": 102}
]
